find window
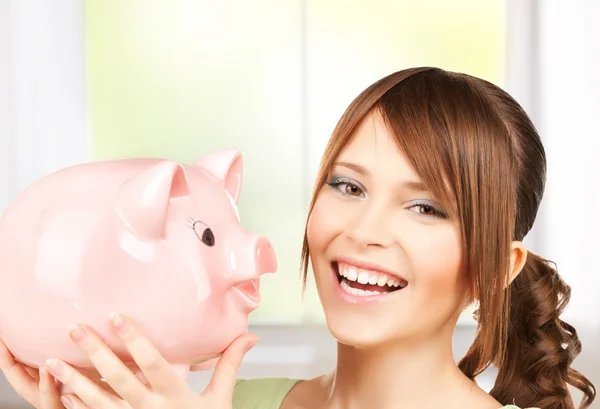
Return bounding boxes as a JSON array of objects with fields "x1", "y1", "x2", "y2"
[{"x1": 85, "y1": 0, "x2": 506, "y2": 324}]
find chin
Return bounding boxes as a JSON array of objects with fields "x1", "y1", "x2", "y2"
[{"x1": 323, "y1": 308, "x2": 400, "y2": 348}]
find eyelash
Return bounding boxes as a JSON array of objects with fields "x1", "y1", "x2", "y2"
[
  {"x1": 187, "y1": 215, "x2": 198, "y2": 230},
  {"x1": 409, "y1": 202, "x2": 448, "y2": 219},
  {"x1": 325, "y1": 176, "x2": 448, "y2": 219},
  {"x1": 325, "y1": 177, "x2": 365, "y2": 198}
]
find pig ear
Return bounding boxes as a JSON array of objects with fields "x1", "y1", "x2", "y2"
[
  {"x1": 192, "y1": 148, "x2": 243, "y2": 203},
  {"x1": 115, "y1": 161, "x2": 189, "y2": 239}
]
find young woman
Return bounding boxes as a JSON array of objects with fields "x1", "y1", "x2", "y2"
[{"x1": 0, "y1": 67, "x2": 596, "y2": 409}]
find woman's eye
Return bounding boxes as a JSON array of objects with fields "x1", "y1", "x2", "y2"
[
  {"x1": 326, "y1": 177, "x2": 365, "y2": 198},
  {"x1": 341, "y1": 182, "x2": 362, "y2": 196},
  {"x1": 409, "y1": 203, "x2": 447, "y2": 219}
]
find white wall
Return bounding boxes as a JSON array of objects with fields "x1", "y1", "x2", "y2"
[
  {"x1": 535, "y1": 0, "x2": 600, "y2": 330},
  {"x1": 0, "y1": 0, "x2": 88, "y2": 216},
  {"x1": 538, "y1": 1, "x2": 600, "y2": 402},
  {"x1": 506, "y1": 0, "x2": 600, "y2": 326},
  {"x1": 506, "y1": 0, "x2": 600, "y2": 403},
  {"x1": 0, "y1": 0, "x2": 12, "y2": 213},
  {"x1": 0, "y1": 2, "x2": 86, "y2": 405}
]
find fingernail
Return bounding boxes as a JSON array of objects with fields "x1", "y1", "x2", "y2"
[
  {"x1": 45, "y1": 359, "x2": 65, "y2": 378},
  {"x1": 61, "y1": 395, "x2": 73, "y2": 409},
  {"x1": 244, "y1": 337, "x2": 259, "y2": 353},
  {"x1": 68, "y1": 325, "x2": 87, "y2": 343},
  {"x1": 109, "y1": 312, "x2": 128, "y2": 332}
]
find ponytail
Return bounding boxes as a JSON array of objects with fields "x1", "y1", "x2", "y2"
[{"x1": 460, "y1": 253, "x2": 596, "y2": 409}]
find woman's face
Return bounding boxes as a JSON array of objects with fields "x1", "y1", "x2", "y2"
[{"x1": 306, "y1": 110, "x2": 470, "y2": 347}]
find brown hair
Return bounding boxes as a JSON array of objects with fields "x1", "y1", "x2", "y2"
[{"x1": 299, "y1": 67, "x2": 596, "y2": 409}]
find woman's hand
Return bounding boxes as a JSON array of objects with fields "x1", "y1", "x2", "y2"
[
  {"x1": 44, "y1": 313, "x2": 258, "y2": 409},
  {"x1": 0, "y1": 339, "x2": 64, "y2": 409}
]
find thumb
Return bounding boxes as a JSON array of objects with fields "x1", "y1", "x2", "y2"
[{"x1": 205, "y1": 333, "x2": 258, "y2": 398}]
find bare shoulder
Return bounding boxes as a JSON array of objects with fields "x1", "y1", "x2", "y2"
[{"x1": 451, "y1": 380, "x2": 504, "y2": 409}]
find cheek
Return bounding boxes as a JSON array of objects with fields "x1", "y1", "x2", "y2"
[
  {"x1": 405, "y1": 225, "x2": 467, "y2": 300},
  {"x1": 306, "y1": 192, "x2": 345, "y2": 257}
]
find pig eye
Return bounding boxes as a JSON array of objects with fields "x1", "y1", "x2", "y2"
[
  {"x1": 201, "y1": 228, "x2": 215, "y2": 247},
  {"x1": 190, "y1": 219, "x2": 215, "y2": 247}
]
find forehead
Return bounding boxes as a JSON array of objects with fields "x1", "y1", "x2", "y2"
[{"x1": 336, "y1": 111, "x2": 420, "y2": 180}]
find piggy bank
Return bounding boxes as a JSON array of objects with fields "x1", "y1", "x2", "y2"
[{"x1": 0, "y1": 148, "x2": 277, "y2": 383}]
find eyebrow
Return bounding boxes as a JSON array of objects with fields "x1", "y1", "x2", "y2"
[{"x1": 333, "y1": 161, "x2": 429, "y2": 192}]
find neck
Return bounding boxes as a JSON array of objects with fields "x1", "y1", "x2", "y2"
[{"x1": 323, "y1": 325, "x2": 473, "y2": 409}]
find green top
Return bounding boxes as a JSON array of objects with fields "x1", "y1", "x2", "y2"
[
  {"x1": 232, "y1": 377, "x2": 532, "y2": 409},
  {"x1": 233, "y1": 378, "x2": 299, "y2": 409}
]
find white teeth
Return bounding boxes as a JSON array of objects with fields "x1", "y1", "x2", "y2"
[
  {"x1": 346, "y1": 267, "x2": 358, "y2": 281},
  {"x1": 357, "y1": 271, "x2": 370, "y2": 284},
  {"x1": 337, "y1": 262, "x2": 407, "y2": 293},
  {"x1": 340, "y1": 279, "x2": 384, "y2": 297}
]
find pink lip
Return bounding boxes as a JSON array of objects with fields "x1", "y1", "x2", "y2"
[
  {"x1": 330, "y1": 264, "x2": 406, "y2": 304},
  {"x1": 333, "y1": 256, "x2": 408, "y2": 283}
]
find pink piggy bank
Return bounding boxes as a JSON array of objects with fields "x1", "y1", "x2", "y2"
[{"x1": 0, "y1": 148, "x2": 277, "y2": 383}]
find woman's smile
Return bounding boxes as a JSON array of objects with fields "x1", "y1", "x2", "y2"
[{"x1": 330, "y1": 258, "x2": 408, "y2": 304}]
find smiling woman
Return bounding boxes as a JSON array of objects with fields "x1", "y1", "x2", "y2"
[
  {"x1": 285, "y1": 67, "x2": 595, "y2": 409},
  {"x1": 305, "y1": 106, "x2": 469, "y2": 349}
]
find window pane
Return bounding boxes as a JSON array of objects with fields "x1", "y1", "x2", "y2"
[{"x1": 85, "y1": 0, "x2": 307, "y2": 324}]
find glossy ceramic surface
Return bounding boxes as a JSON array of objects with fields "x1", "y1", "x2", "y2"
[{"x1": 0, "y1": 148, "x2": 277, "y2": 380}]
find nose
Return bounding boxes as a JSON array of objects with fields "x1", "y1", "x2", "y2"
[
  {"x1": 256, "y1": 237, "x2": 277, "y2": 274},
  {"x1": 346, "y1": 202, "x2": 394, "y2": 248}
]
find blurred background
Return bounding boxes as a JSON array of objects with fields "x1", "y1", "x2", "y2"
[{"x1": 0, "y1": 0, "x2": 598, "y2": 407}]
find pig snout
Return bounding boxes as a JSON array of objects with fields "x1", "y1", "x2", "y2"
[
  {"x1": 228, "y1": 234, "x2": 277, "y2": 310},
  {"x1": 256, "y1": 237, "x2": 277, "y2": 274},
  {"x1": 228, "y1": 233, "x2": 278, "y2": 286}
]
